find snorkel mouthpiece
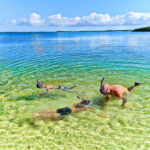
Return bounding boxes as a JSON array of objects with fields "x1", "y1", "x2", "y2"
[{"x1": 37, "y1": 80, "x2": 42, "y2": 88}]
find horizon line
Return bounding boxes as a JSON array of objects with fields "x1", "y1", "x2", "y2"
[{"x1": 0, "y1": 30, "x2": 133, "y2": 33}]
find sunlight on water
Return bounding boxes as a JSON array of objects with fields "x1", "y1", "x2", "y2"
[{"x1": 0, "y1": 32, "x2": 150, "y2": 150}]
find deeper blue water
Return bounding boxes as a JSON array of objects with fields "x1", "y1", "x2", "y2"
[{"x1": 0, "y1": 31, "x2": 150, "y2": 150}]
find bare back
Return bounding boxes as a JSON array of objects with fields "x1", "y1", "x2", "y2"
[{"x1": 108, "y1": 85, "x2": 128, "y2": 97}]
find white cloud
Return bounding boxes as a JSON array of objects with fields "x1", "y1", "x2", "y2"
[
  {"x1": 6, "y1": 12, "x2": 150, "y2": 27},
  {"x1": 111, "y1": 15, "x2": 125, "y2": 25},
  {"x1": 46, "y1": 12, "x2": 150, "y2": 26},
  {"x1": 79, "y1": 13, "x2": 111, "y2": 26},
  {"x1": 48, "y1": 14, "x2": 80, "y2": 26},
  {"x1": 124, "y1": 12, "x2": 150, "y2": 25},
  {"x1": 29, "y1": 13, "x2": 45, "y2": 26},
  {"x1": 9, "y1": 13, "x2": 45, "y2": 26}
]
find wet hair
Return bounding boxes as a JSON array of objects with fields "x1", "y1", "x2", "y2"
[{"x1": 80, "y1": 100, "x2": 90, "y2": 105}]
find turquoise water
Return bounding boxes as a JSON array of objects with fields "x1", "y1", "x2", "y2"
[{"x1": 0, "y1": 32, "x2": 150, "y2": 150}]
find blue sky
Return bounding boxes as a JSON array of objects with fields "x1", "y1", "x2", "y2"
[{"x1": 0, "y1": 0, "x2": 150, "y2": 31}]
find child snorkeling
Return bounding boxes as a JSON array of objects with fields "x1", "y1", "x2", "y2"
[
  {"x1": 36, "y1": 80, "x2": 82, "y2": 96},
  {"x1": 99, "y1": 77, "x2": 142, "y2": 107},
  {"x1": 33, "y1": 96, "x2": 107, "y2": 120}
]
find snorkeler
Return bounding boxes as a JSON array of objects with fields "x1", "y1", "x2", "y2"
[
  {"x1": 36, "y1": 80, "x2": 82, "y2": 95},
  {"x1": 33, "y1": 96, "x2": 107, "y2": 119},
  {"x1": 99, "y1": 77, "x2": 142, "y2": 107}
]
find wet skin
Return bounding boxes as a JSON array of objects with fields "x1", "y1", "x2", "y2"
[
  {"x1": 38, "y1": 84, "x2": 80, "y2": 96},
  {"x1": 33, "y1": 100, "x2": 107, "y2": 120},
  {"x1": 100, "y1": 83, "x2": 141, "y2": 107}
]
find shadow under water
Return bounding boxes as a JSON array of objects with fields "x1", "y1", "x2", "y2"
[
  {"x1": 92, "y1": 96, "x2": 109, "y2": 110},
  {"x1": 16, "y1": 95, "x2": 40, "y2": 101}
]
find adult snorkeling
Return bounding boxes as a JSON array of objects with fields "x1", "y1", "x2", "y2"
[
  {"x1": 33, "y1": 96, "x2": 107, "y2": 120},
  {"x1": 99, "y1": 77, "x2": 142, "y2": 107},
  {"x1": 36, "y1": 80, "x2": 82, "y2": 96}
]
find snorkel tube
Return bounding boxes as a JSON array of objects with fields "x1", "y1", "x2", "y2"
[
  {"x1": 77, "y1": 96, "x2": 86, "y2": 101},
  {"x1": 100, "y1": 77, "x2": 105, "y2": 95},
  {"x1": 37, "y1": 80, "x2": 42, "y2": 88}
]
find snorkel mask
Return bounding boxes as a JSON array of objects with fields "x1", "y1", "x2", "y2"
[
  {"x1": 100, "y1": 77, "x2": 106, "y2": 95},
  {"x1": 37, "y1": 80, "x2": 42, "y2": 88},
  {"x1": 77, "y1": 96, "x2": 91, "y2": 105}
]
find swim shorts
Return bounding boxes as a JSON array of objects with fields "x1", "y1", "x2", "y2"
[{"x1": 57, "y1": 107, "x2": 72, "y2": 116}]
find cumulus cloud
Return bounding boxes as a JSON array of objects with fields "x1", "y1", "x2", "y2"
[
  {"x1": 18, "y1": 13, "x2": 45, "y2": 26},
  {"x1": 48, "y1": 14, "x2": 80, "y2": 26},
  {"x1": 124, "y1": 12, "x2": 150, "y2": 25},
  {"x1": 79, "y1": 13, "x2": 111, "y2": 26},
  {"x1": 29, "y1": 13, "x2": 45, "y2": 26},
  {"x1": 47, "y1": 12, "x2": 150, "y2": 26},
  {"x1": 6, "y1": 12, "x2": 150, "y2": 27}
]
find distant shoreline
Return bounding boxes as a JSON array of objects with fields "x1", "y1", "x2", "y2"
[
  {"x1": 133, "y1": 26, "x2": 150, "y2": 32},
  {"x1": 0, "y1": 30, "x2": 132, "y2": 33},
  {"x1": 1, "y1": 26, "x2": 150, "y2": 33},
  {"x1": 56, "y1": 30, "x2": 132, "y2": 32}
]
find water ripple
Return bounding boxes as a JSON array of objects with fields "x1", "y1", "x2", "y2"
[{"x1": 0, "y1": 32, "x2": 150, "y2": 150}]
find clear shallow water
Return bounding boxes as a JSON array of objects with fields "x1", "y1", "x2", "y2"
[{"x1": 0, "y1": 32, "x2": 150, "y2": 150}]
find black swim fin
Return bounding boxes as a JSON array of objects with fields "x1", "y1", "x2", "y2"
[{"x1": 134, "y1": 82, "x2": 142, "y2": 86}]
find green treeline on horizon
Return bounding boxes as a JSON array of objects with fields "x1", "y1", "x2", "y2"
[{"x1": 133, "y1": 26, "x2": 150, "y2": 32}]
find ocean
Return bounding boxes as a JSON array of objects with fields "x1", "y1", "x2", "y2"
[{"x1": 0, "y1": 31, "x2": 150, "y2": 150}]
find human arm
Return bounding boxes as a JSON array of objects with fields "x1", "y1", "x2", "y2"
[{"x1": 121, "y1": 97, "x2": 127, "y2": 107}]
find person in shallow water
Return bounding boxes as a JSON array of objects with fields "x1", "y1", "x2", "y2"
[
  {"x1": 36, "y1": 80, "x2": 82, "y2": 95},
  {"x1": 99, "y1": 77, "x2": 142, "y2": 107},
  {"x1": 33, "y1": 96, "x2": 107, "y2": 119}
]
